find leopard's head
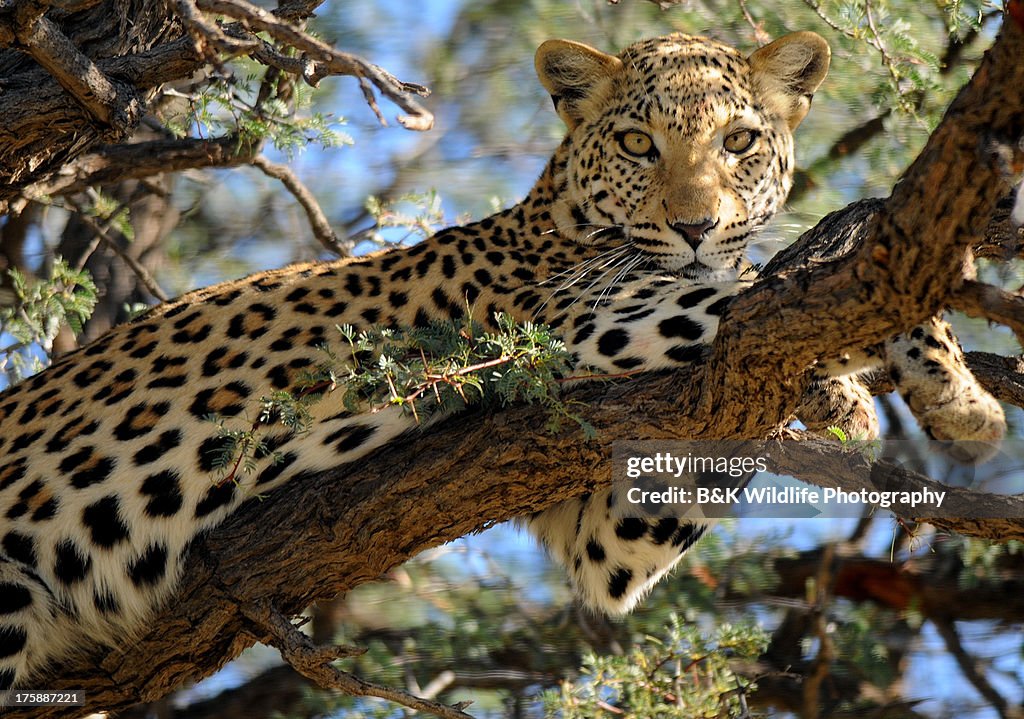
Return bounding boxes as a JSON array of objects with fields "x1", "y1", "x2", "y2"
[{"x1": 537, "y1": 31, "x2": 829, "y2": 280}]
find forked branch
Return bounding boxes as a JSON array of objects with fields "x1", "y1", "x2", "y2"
[{"x1": 241, "y1": 603, "x2": 474, "y2": 719}]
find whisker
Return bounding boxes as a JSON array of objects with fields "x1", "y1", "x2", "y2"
[
  {"x1": 553, "y1": 244, "x2": 634, "y2": 292},
  {"x1": 592, "y1": 253, "x2": 646, "y2": 311},
  {"x1": 538, "y1": 242, "x2": 633, "y2": 286},
  {"x1": 533, "y1": 244, "x2": 636, "y2": 318},
  {"x1": 540, "y1": 221, "x2": 622, "y2": 237},
  {"x1": 553, "y1": 250, "x2": 639, "y2": 320}
]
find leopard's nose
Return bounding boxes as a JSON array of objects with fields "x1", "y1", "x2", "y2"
[{"x1": 669, "y1": 218, "x2": 718, "y2": 250}]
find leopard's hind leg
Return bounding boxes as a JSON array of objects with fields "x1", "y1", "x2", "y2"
[
  {"x1": 886, "y1": 317, "x2": 1005, "y2": 463},
  {"x1": 798, "y1": 373, "x2": 881, "y2": 440}
]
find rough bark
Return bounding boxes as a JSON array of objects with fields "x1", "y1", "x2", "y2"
[
  {"x1": 14, "y1": 386, "x2": 1024, "y2": 717},
  {"x1": 0, "y1": 0, "x2": 431, "y2": 213},
  {"x1": 0, "y1": 2, "x2": 186, "y2": 201}
]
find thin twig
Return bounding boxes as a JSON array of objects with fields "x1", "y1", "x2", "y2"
[
  {"x1": 931, "y1": 616, "x2": 1015, "y2": 719},
  {"x1": 803, "y1": 0, "x2": 859, "y2": 39},
  {"x1": 251, "y1": 155, "x2": 345, "y2": 256},
  {"x1": 73, "y1": 198, "x2": 131, "y2": 272},
  {"x1": 189, "y1": 0, "x2": 433, "y2": 130},
  {"x1": 805, "y1": 0, "x2": 909, "y2": 110},
  {"x1": 65, "y1": 198, "x2": 169, "y2": 302},
  {"x1": 863, "y1": 0, "x2": 902, "y2": 92},
  {"x1": 804, "y1": 0, "x2": 882, "y2": 57},
  {"x1": 736, "y1": 0, "x2": 770, "y2": 44},
  {"x1": 242, "y1": 602, "x2": 475, "y2": 719}
]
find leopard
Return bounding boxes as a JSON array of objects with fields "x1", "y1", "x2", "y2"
[{"x1": 0, "y1": 30, "x2": 1006, "y2": 689}]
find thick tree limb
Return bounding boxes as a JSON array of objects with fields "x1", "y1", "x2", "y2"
[
  {"x1": 16, "y1": 135, "x2": 259, "y2": 205},
  {"x1": 0, "y1": 1, "x2": 431, "y2": 208},
  {"x1": 14, "y1": 391, "x2": 1024, "y2": 717},
  {"x1": 5, "y1": 8, "x2": 143, "y2": 130},
  {"x1": 967, "y1": 352, "x2": 1024, "y2": 406}
]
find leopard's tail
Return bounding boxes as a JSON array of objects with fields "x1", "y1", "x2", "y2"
[{"x1": 0, "y1": 556, "x2": 61, "y2": 690}]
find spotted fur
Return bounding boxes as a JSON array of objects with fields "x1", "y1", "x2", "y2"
[{"x1": 0, "y1": 32, "x2": 1003, "y2": 688}]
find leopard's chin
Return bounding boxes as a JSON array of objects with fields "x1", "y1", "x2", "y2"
[{"x1": 678, "y1": 261, "x2": 737, "y2": 282}]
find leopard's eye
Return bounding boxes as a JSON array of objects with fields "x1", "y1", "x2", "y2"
[
  {"x1": 617, "y1": 131, "x2": 656, "y2": 159},
  {"x1": 724, "y1": 129, "x2": 758, "y2": 154}
]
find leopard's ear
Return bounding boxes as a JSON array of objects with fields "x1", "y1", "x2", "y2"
[
  {"x1": 535, "y1": 39, "x2": 622, "y2": 130},
  {"x1": 748, "y1": 31, "x2": 830, "y2": 130}
]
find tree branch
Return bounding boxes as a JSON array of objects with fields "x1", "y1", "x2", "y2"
[
  {"x1": 13, "y1": 385, "x2": 1024, "y2": 718},
  {"x1": 64, "y1": 197, "x2": 170, "y2": 302},
  {"x1": 251, "y1": 155, "x2": 344, "y2": 256},
  {"x1": 702, "y1": 15, "x2": 1024, "y2": 438},
  {"x1": 931, "y1": 616, "x2": 1016, "y2": 719},
  {"x1": 0, "y1": 1, "x2": 432, "y2": 208},
  {"x1": 951, "y1": 280, "x2": 1024, "y2": 345},
  {"x1": 801, "y1": 544, "x2": 835, "y2": 719},
  {"x1": 194, "y1": 0, "x2": 433, "y2": 130},
  {"x1": 966, "y1": 352, "x2": 1024, "y2": 407},
  {"x1": 240, "y1": 602, "x2": 473, "y2": 719},
  {"x1": 763, "y1": 548, "x2": 1024, "y2": 622},
  {"x1": 16, "y1": 135, "x2": 259, "y2": 206},
  {"x1": 170, "y1": 0, "x2": 259, "y2": 59},
  {"x1": 4, "y1": 7, "x2": 143, "y2": 131}
]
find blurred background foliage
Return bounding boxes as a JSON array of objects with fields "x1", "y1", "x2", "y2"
[{"x1": 3, "y1": 1, "x2": 1024, "y2": 717}]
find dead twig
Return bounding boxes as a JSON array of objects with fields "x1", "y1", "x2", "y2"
[
  {"x1": 189, "y1": 0, "x2": 433, "y2": 130},
  {"x1": 169, "y1": 0, "x2": 259, "y2": 59},
  {"x1": 251, "y1": 155, "x2": 345, "y2": 256},
  {"x1": 736, "y1": 0, "x2": 771, "y2": 45},
  {"x1": 64, "y1": 197, "x2": 169, "y2": 302},
  {"x1": 242, "y1": 602, "x2": 475, "y2": 719},
  {"x1": 72, "y1": 198, "x2": 131, "y2": 273}
]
